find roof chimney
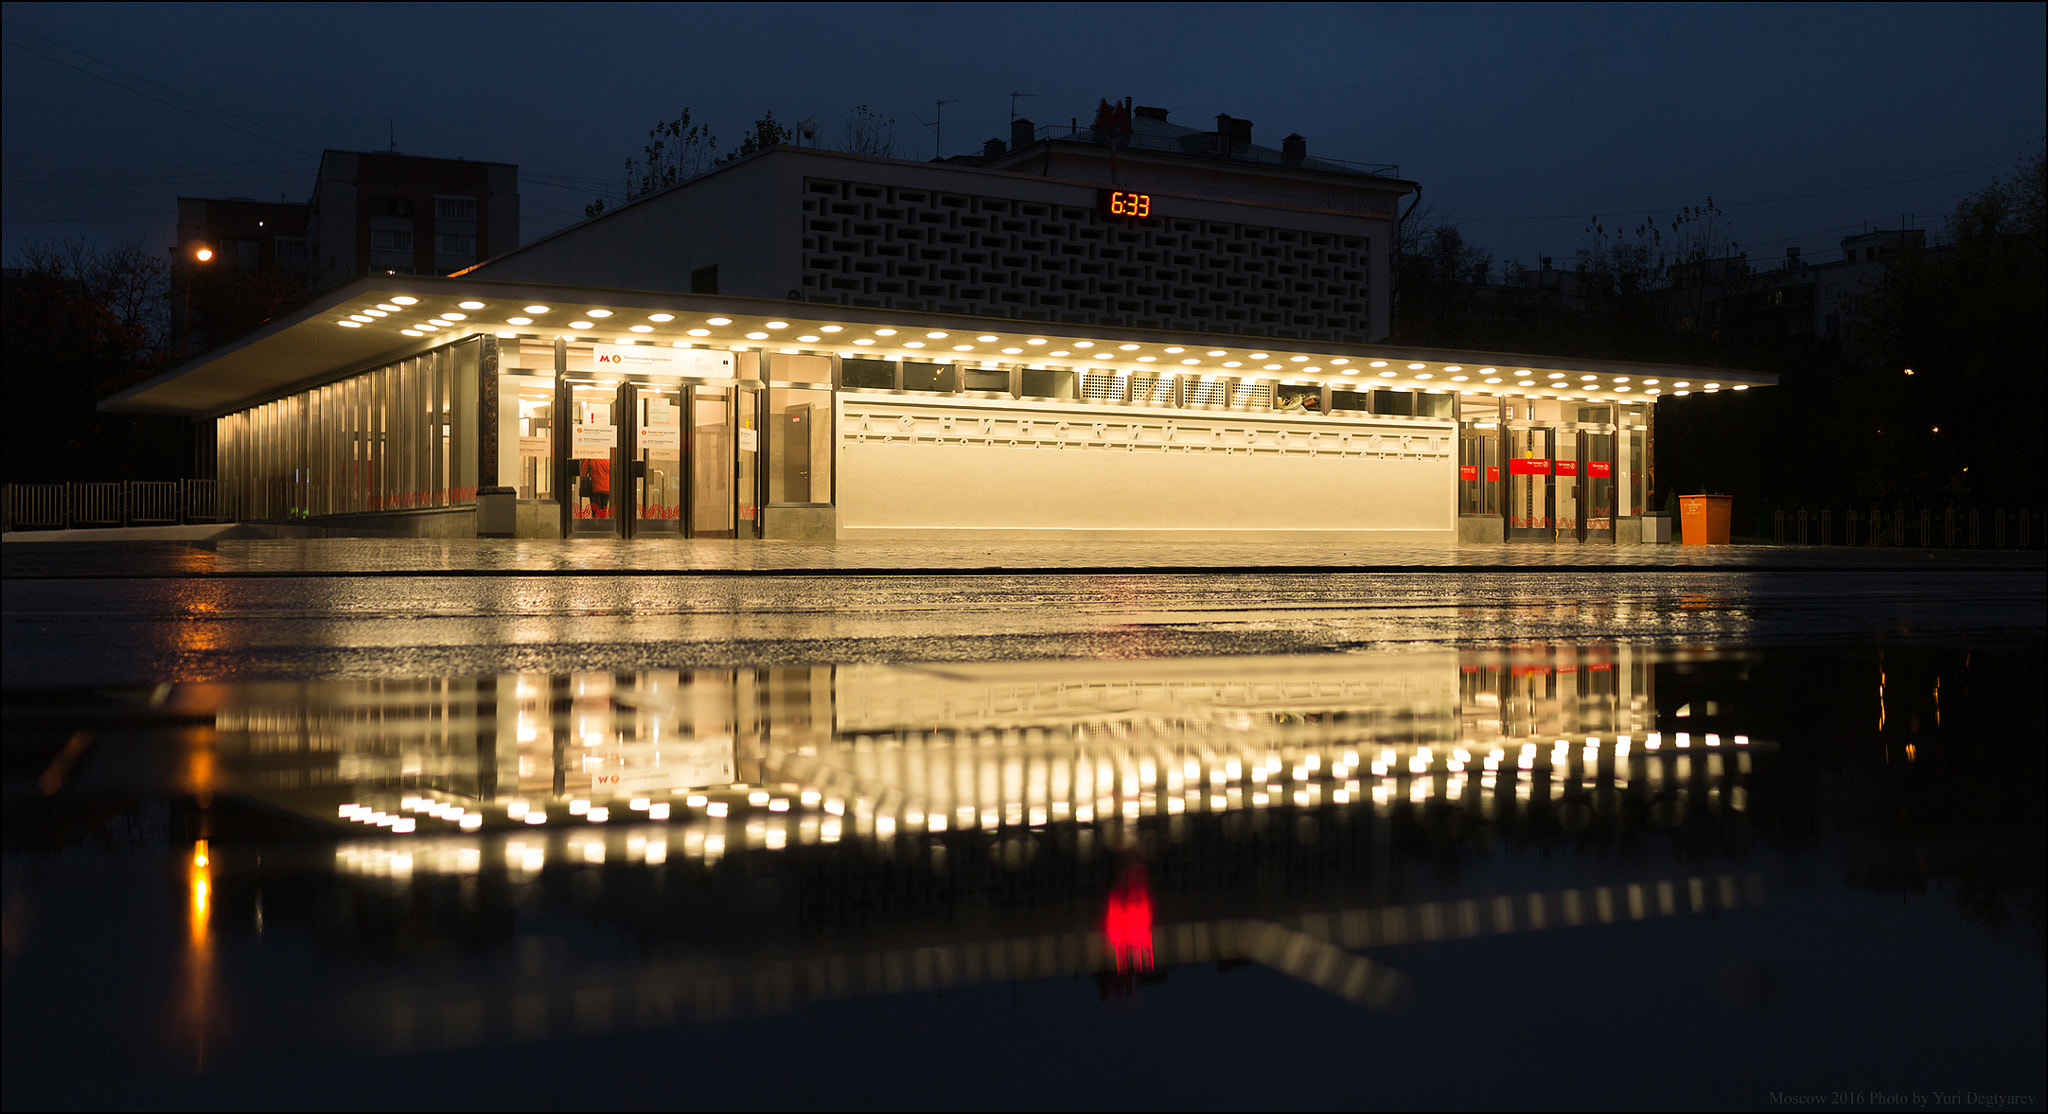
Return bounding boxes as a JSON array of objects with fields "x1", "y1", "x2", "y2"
[
  {"x1": 1281, "y1": 133, "x2": 1306, "y2": 167},
  {"x1": 1011, "y1": 117, "x2": 1035, "y2": 152},
  {"x1": 1134, "y1": 105, "x2": 1170, "y2": 122},
  {"x1": 983, "y1": 136, "x2": 1006, "y2": 158},
  {"x1": 1215, "y1": 113, "x2": 1252, "y2": 151}
]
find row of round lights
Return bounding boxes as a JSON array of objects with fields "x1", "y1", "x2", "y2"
[
  {"x1": 338, "y1": 299, "x2": 1748, "y2": 398},
  {"x1": 331, "y1": 723, "x2": 1753, "y2": 849}
]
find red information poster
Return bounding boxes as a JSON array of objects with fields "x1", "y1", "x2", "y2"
[
  {"x1": 1555, "y1": 460, "x2": 1578, "y2": 478},
  {"x1": 1508, "y1": 458, "x2": 1551, "y2": 475},
  {"x1": 1487, "y1": 465, "x2": 1500, "y2": 482},
  {"x1": 1587, "y1": 461, "x2": 1612, "y2": 478},
  {"x1": 1460, "y1": 465, "x2": 1478, "y2": 482}
]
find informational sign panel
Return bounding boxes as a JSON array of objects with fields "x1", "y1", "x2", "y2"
[
  {"x1": 1586, "y1": 461, "x2": 1612, "y2": 478},
  {"x1": 571, "y1": 424, "x2": 617, "y2": 459},
  {"x1": 738, "y1": 427, "x2": 758, "y2": 453},
  {"x1": 518, "y1": 436, "x2": 550, "y2": 456},
  {"x1": 1555, "y1": 460, "x2": 1578, "y2": 478},
  {"x1": 1460, "y1": 465, "x2": 1478, "y2": 482},
  {"x1": 1509, "y1": 458, "x2": 1551, "y2": 476},
  {"x1": 640, "y1": 427, "x2": 681, "y2": 452},
  {"x1": 591, "y1": 343, "x2": 735, "y2": 378}
]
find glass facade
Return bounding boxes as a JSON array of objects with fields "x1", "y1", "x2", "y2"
[
  {"x1": 203, "y1": 322, "x2": 1658, "y2": 542},
  {"x1": 217, "y1": 336, "x2": 480, "y2": 520}
]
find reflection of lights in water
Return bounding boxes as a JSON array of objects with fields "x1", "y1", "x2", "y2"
[
  {"x1": 182, "y1": 840, "x2": 216, "y2": 1068},
  {"x1": 1105, "y1": 864, "x2": 1154, "y2": 973},
  {"x1": 190, "y1": 839, "x2": 211, "y2": 929},
  {"x1": 211, "y1": 656, "x2": 1770, "y2": 876}
]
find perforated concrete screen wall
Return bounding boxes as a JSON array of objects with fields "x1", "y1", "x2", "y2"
[{"x1": 801, "y1": 179, "x2": 1372, "y2": 341}]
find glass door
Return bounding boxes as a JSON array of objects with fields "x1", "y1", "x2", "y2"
[
  {"x1": 1459, "y1": 428, "x2": 1501, "y2": 517},
  {"x1": 1580, "y1": 428, "x2": 1615, "y2": 542},
  {"x1": 635, "y1": 386, "x2": 683, "y2": 535},
  {"x1": 1554, "y1": 428, "x2": 1580, "y2": 539},
  {"x1": 688, "y1": 384, "x2": 734, "y2": 538},
  {"x1": 1505, "y1": 426, "x2": 1554, "y2": 541},
  {"x1": 568, "y1": 385, "x2": 621, "y2": 536}
]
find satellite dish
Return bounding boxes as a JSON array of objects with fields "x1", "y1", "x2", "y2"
[{"x1": 800, "y1": 116, "x2": 818, "y2": 141}]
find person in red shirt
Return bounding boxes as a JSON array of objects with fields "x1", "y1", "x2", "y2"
[{"x1": 580, "y1": 457, "x2": 612, "y2": 516}]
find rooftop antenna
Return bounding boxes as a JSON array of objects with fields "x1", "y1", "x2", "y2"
[
  {"x1": 933, "y1": 98, "x2": 955, "y2": 159},
  {"x1": 388, "y1": 118, "x2": 395, "y2": 153},
  {"x1": 1009, "y1": 91, "x2": 1037, "y2": 120}
]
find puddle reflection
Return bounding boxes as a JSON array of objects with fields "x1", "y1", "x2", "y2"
[
  {"x1": 8, "y1": 641, "x2": 2040, "y2": 1107},
  {"x1": 94, "y1": 647, "x2": 1794, "y2": 1047},
  {"x1": 204, "y1": 648, "x2": 1758, "y2": 866}
]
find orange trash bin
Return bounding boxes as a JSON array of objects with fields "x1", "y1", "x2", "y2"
[{"x1": 1680, "y1": 494, "x2": 1733, "y2": 545}]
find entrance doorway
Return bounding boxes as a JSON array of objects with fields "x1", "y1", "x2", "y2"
[
  {"x1": 1503, "y1": 421, "x2": 1616, "y2": 542},
  {"x1": 563, "y1": 378, "x2": 747, "y2": 539},
  {"x1": 1505, "y1": 426, "x2": 1554, "y2": 540}
]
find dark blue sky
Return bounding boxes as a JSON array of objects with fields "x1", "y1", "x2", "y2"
[{"x1": 4, "y1": 2, "x2": 2042, "y2": 271}]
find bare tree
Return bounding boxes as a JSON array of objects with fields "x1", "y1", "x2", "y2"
[
  {"x1": 4, "y1": 238, "x2": 182, "y2": 482},
  {"x1": 586, "y1": 109, "x2": 719, "y2": 218},
  {"x1": 842, "y1": 104, "x2": 898, "y2": 159}
]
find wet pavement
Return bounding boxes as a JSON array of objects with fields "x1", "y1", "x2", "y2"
[
  {"x1": 4, "y1": 535, "x2": 2044, "y2": 578},
  {"x1": 3, "y1": 539, "x2": 2043, "y2": 1109}
]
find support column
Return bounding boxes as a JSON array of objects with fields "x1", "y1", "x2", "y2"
[
  {"x1": 478, "y1": 335, "x2": 499, "y2": 489},
  {"x1": 555, "y1": 336, "x2": 570, "y2": 540}
]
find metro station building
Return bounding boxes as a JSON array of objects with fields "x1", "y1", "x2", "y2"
[{"x1": 107, "y1": 113, "x2": 1772, "y2": 544}]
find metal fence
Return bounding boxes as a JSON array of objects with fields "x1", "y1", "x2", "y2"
[
  {"x1": 3, "y1": 480, "x2": 236, "y2": 532},
  {"x1": 1764, "y1": 506, "x2": 2042, "y2": 549}
]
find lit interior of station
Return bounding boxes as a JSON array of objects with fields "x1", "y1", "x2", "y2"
[{"x1": 107, "y1": 277, "x2": 1776, "y2": 543}]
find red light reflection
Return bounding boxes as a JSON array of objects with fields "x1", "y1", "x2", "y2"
[{"x1": 1104, "y1": 863, "x2": 1153, "y2": 973}]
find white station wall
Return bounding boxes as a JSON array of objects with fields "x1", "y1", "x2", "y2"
[{"x1": 836, "y1": 393, "x2": 1455, "y2": 541}]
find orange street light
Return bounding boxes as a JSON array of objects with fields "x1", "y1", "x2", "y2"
[{"x1": 182, "y1": 243, "x2": 215, "y2": 354}]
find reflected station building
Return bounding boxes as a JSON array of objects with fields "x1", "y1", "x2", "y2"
[
  {"x1": 184, "y1": 648, "x2": 1772, "y2": 1035},
  {"x1": 108, "y1": 123, "x2": 1774, "y2": 544}
]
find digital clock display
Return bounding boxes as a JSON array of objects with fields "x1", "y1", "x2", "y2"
[{"x1": 1101, "y1": 189, "x2": 1154, "y2": 219}]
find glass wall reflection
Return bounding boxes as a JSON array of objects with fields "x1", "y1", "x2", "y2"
[
  {"x1": 207, "y1": 648, "x2": 1758, "y2": 871},
  {"x1": 68, "y1": 649, "x2": 1798, "y2": 1052}
]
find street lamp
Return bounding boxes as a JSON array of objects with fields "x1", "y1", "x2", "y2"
[{"x1": 181, "y1": 244, "x2": 213, "y2": 355}]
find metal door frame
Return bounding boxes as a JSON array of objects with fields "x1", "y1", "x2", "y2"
[
  {"x1": 1504, "y1": 424, "x2": 1555, "y2": 541},
  {"x1": 1575, "y1": 425, "x2": 1618, "y2": 543},
  {"x1": 682, "y1": 382, "x2": 736, "y2": 539},
  {"x1": 735, "y1": 380, "x2": 761, "y2": 540}
]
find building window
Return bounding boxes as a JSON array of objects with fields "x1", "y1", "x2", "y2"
[
  {"x1": 435, "y1": 198, "x2": 477, "y2": 221},
  {"x1": 691, "y1": 265, "x2": 718, "y2": 294},
  {"x1": 435, "y1": 233, "x2": 476, "y2": 255},
  {"x1": 274, "y1": 237, "x2": 310, "y2": 264},
  {"x1": 839, "y1": 358, "x2": 893, "y2": 390},
  {"x1": 371, "y1": 229, "x2": 414, "y2": 251},
  {"x1": 1020, "y1": 368, "x2": 1078, "y2": 399},
  {"x1": 367, "y1": 197, "x2": 414, "y2": 217},
  {"x1": 901, "y1": 362, "x2": 958, "y2": 393},
  {"x1": 229, "y1": 239, "x2": 261, "y2": 265}
]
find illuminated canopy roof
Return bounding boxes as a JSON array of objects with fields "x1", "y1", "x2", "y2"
[{"x1": 103, "y1": 275, "x2": 1776, "y2": 417}]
